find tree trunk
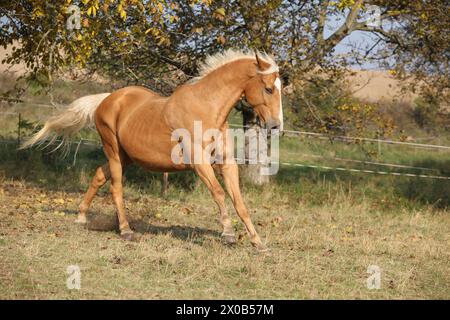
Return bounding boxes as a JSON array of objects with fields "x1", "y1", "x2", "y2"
[{"x1": 240, "y1": 102, "x2": 270, "y2": 185}]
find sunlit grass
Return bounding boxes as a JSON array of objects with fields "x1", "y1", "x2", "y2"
[{"x1": 0, "y1": 78, "x2": 449, "y2": 299}]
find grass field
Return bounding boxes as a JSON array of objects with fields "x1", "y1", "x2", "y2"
[{"x1": 0, "y1": 79, "x2": 449, "y2": 299}]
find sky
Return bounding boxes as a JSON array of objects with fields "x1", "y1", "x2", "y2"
[{"x1": 324, "y1": 10, "x2": 383, "y2": 70}]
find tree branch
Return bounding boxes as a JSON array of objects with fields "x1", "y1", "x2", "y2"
[
  {"x1": 323, "y1": 0, "x2": 363, "y2": 50},
  {"x1": 316, "y1": 0, "x2": 330, "y2": 45}
]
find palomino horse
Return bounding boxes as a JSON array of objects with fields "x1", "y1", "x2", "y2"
[{"x1": 22, "y1": 49, "x2": 283, "y2": 252}]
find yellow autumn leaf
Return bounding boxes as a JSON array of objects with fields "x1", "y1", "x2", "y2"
[
  {"x1": 388, "y1": 69, "x2": 397, "y2": 76},
  {"x1": 32, "y1": 8, "x2": 44, "y2": 18},
  {"x1": 54, "y1": 198, "x2": 65, "y2": 205},
  {"x1": 120, "y1": 10, "x2": 127, "y2": 20},
  {"x1": 88, "y1": 6, "x2": 97, "y2": 17},
  {"x1": 201, "y1": 0, "x2": 212, "y2": 5},
  {"x1": 157, "y1": 37, "x2": 164, "y2": 45},
  {"x1": 215, "y1": 7, "x2": 226, "y2": 17}
]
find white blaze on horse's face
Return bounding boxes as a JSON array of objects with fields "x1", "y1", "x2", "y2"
[{"x1": 274, "y1": 77, "x2": 283, "y2": 131}]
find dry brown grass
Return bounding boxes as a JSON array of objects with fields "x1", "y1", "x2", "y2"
[
  {"x1": 0, "y1": 177, "x2": 448, "y2": 299},
  {"x1": 0, "y1": 54, "x2": 448, "y2": 300}
]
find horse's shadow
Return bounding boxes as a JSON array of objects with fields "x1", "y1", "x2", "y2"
[{"x1": 81, "y1": 213, "x2": 221, "y2": 243}]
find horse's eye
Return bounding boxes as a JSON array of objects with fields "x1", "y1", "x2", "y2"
[{"x1": 265, "y1": 87, "x2": 273, "y2": 95}]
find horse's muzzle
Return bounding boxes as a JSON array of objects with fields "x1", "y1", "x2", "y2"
[{"x1": 266, "y1": 118, "x2": 281, "y2": 130}]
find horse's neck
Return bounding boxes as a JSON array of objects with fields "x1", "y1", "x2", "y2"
[{"x1": 193, "y1": 60, "x2": 253, "y2": 128}]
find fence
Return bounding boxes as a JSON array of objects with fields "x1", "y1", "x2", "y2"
[
  {"x1": 228, "y1": 124, "x2": 450, "y2": 151},
  {"x1": 1, "y1": 101, "x2": 450, "y2": 180}
]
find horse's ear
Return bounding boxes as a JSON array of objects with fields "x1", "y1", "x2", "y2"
[{"x1": 254, "y1": 51, "x2": 271, "y2": 72}]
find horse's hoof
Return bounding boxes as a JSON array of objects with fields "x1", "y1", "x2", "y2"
[
  {"x1": 222, "y1": 234, "x2": 237, "y2": 245},
  {"x1": 120, "y1": 231, "x2": 139, "y2": 242},
  {"x1": 75, "y1": 215, "x2": 87, "y2": 224}
]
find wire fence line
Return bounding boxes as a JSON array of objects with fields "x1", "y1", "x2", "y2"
[
  {"x1": 1, "y1": 104, "x2": 449, "y2": 181},
  {"x1": 1, "y1": 137, "x2": 449, "y2": 181},
  {"x1": 285, "y1": 152, "x2": 441, "y2": 172},
  {"x1": 279, "y1": 161, "x2": 450, "y2": 181},
  {"x1": 282, "y1": 130, "x2": 450, "y2": 151},
  {"x1": 1, "y1": 101, "x2": 449, "y2": 150},
  {"x1": 228, "y1": 124, "x2": 450, "y2": 151},
  {"x1": 0, "y1": 111, "x2": 19, "y2": 116},
  {"x1": 0, "y1": 97, "x2": 62, "y2": 109},
  {"x1": 1, "y1": 98, "x2": 450, "y2": 150}
]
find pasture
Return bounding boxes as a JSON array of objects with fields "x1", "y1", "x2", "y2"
[{"x1": 0, "y1": 79, "x2": 449, "y2": 299}]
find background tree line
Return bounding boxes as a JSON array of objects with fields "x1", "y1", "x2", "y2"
[{"x1": 1, "y1": 0, "x2": 448, "y2": 136}]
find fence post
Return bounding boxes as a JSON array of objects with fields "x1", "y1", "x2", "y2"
[
  {"x1": 377, "y1": 140, "x2": 381, "y2": 158},
  {"x1": 17, "y1": 112, "x2": 21, "y2": 146}
]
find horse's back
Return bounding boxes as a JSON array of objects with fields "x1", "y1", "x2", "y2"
[
  {"x1": 94, "y1": 86, "x2": 163, "y2": 132},
  {"x1": 94, "y1": 86, "x2": 177, "y2": 171}
]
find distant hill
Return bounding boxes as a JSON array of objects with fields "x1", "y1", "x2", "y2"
[
  {"x1": 346, "y1": 69, "x2": 418, "y2": 105},
  {"x1": 0, "y1": 44, "x2": 26, "y2": 76}
]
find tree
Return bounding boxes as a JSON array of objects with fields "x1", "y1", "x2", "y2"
[
  {"x1": 2, "y1": 0, "x2": 447, "y2": 95},
  {"x1": 1, "y1": 0, "x2": 448, "y2": 183}
]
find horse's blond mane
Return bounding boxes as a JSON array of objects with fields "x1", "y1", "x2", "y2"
[{"x1": 192, "y1": 49, "x2": 279, "y2": 82}]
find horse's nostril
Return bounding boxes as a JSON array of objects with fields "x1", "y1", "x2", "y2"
[{"x1": 266, "y1": 119, "x2": 281, "y2": 130}]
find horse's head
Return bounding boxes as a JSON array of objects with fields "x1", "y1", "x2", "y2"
[{"x1": 244, "y1": 52, "x2": 283, "y2": 131}]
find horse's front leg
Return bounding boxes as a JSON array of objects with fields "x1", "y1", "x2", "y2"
[
  {"x1": 193, "y1": 163, "x2": 236, "y2": 245},
  {"x1": 219, "y1": 162, "x2": 268, "y2": 252}
]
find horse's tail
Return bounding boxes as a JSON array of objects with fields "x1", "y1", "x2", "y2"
[{"x1": 19, "y1": 93, "x2": 110, "y2": 153}]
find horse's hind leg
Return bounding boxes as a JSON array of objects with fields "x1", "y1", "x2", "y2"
[
  {"x1": 76, "y1": 163, "x2": 110, "y2": 223},
  {"x1": 161, "y1": 172, "x2": 169, "y2": 197},
  {"x1": 101, "y1": 143, "x2": 136, "y2": 241}
]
